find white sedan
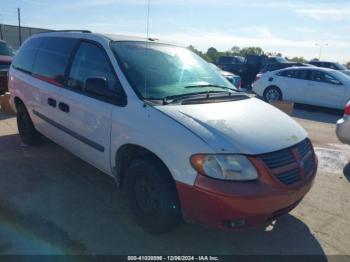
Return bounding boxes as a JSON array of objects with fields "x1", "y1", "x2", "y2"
[{"x1": 252, "y1": 67, "x2": 350, "y2": 110}]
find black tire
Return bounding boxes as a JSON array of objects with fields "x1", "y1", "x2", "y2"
[
  {"x1": 17, "y1": 104, "x2": 40, "y2": 145},
  {"x1": 125, "y1": 157, "x2": 182, "y2": 234},
  {"x1": 263, "y1": 86, "x2": 282, "y2": 102}
]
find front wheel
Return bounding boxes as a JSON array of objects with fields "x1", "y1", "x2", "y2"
[
  {"x1": 125, "y1": 157, "x2": 182, "y2": 234},
  {"x1": 263, "y1": 86, "x2": 282, "y2": 102}
]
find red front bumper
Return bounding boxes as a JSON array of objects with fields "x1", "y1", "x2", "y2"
[{"x1": 176, "y1": 157, "x2": 317, "y2": 231}]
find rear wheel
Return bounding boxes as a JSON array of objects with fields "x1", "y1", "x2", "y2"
[
  {"x1": 263, "y1": 86, "x2": 282, "y2": 102},
  {"x1": 125, "y1": 157, "x2": 182, "y2": 234},
  {"x1": 17, "y1": 104, "x2": 40, "y2": 145}
]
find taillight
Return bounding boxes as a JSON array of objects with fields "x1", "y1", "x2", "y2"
[
  {"x1": 345, "y1": 103, "x2": 350, "y2": 116},
  {"x1": 238, "y1": 79, "x2": 242, "y2": 89},
  {"x1": 255, "y1": 75, "x2": 260, "y2": 82}
]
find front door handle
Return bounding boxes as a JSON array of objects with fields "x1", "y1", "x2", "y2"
[
  {"x1": 58, "y1": 102, "x2": 70, "y2": 113},
  {"x1": 47, "y1": 98, "x2": 57, "y2": 108}
]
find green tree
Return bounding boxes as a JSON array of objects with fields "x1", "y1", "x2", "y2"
[
  {"x1": 231, "y1": 46, "x2": 241, "y2": 55},
  {"x1": 288, "y1": 56, "x2": 308, "y2": 63},
  {"x1": 206, "y1": 47, "x2": 220, "y2": 63},
  {"x1": 239, "y1": 47, "x2": 264, "y2": 56},
  {"x1": 187, "y1": 45, "x2": 211, "y2": 61}
]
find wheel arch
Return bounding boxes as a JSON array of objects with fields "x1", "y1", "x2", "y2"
[
  {"x1": 14, "y1": 96, "x2": 25, "y2": 109},
  {"x1": 263, "y1": 85, "x2": 283, "y2": 101},
  {"x1": 114, "y1": 143, "x2": 175, "y2": 189}
]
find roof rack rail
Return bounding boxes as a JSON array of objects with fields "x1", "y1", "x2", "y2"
[
  {"x1": 36, "y1": 30, "x2": 92, "y2": 34},
  {"x1": 54, "y1": 30, "x2": 92, "y2": 33}
]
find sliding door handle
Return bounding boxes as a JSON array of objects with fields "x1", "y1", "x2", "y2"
[
  {"x1": 47, "y1": 98, "x2": 57, "y2": 108},
  {"x1": 58, "y1": 102, "x2": 70, "y2": 113}
]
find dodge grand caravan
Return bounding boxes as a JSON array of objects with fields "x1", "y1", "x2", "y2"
[{"x1": 9, "y1": 31, "x2": 318, "y2": 234}]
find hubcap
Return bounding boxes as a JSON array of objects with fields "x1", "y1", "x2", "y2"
[{"x1": 266, "y1": 89, "x2": 280, "y2": 102}]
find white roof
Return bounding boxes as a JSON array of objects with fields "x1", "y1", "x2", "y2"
[{"x1": 31, "y1": 31, "x2": 159, "y2": 43}]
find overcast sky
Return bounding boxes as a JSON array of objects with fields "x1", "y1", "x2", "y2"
[{"x1": 1, "y1": 0, "x2": 349, "y2": 63}]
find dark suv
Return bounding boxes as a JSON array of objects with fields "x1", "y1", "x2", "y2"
[
  {"x1": 0, "y1": 40, "x2": 15, "y2": 95},
  {"x1": 309, "y1": 61, "x2": 347, "y2": 70}
]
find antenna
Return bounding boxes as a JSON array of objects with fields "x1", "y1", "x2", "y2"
[
  {"x1": 146, "y1": 0, "x2": 151, "y2": 40},
  {"x1": 144, "y1": 0, "x2": 151, "y2": 100}
]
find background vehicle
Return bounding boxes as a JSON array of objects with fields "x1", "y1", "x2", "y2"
[
  {"x1": 255, "y1": 62, "x2": 314, "y2": 82},
  {"x1": 309, "y1": 60, "x2": 350, "y2": 77},
  {"x1": 252, "y1": 67, "x2": 350, "y2": 110},
  {"x1": 218, "y1": 55, "x2": 288, "y2": 88},
  {"x1": 9, "y1": 32, "x2": 317, "y2": 234},
  {"x1": 336, "y1": 101, "x2": 350, "y2": 145},
  {"x1": 210, "y1": 63, "x2": 241, "y2": 89},
  {"x1": 0, "y1": 40, "x2": 15, "y2": 95}
]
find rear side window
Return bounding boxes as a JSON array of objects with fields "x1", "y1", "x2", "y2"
[
  {"x1": 32, "y1": 37, "x2": 78, "y2": 87},
  {"x1": 12, "y1": 38, "x2": 43, "y2": 74},
  {"x1": 67, "y1": 42, "x2": 121, "y2": 93},
  {"x1": 294, "y1": 70, "x2": 309, "y2": 80},
  {"x1": 277, "y1": 69, "x2": 295, "y2": 78}
]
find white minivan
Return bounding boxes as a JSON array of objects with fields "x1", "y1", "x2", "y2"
[{"x1": 9, "y1": 31, "x2": 318, "y2": 234}]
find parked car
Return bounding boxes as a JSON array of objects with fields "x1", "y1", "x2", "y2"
[
  {"x1": 336, "y1": 100, "x2": 350, "y2": 145},
  {"x1": 218, "y1": 55, "x2": 288, "y2": 88},
  {"x1": 309, "y1": 60, "x2": 350, "y2": 77},
  {"x1": 253, "y1": 67, "x2": 350, "y2": 110},
  {"x1": 9, "y1": 31, "x2": 317, "y2": 233},
  {"x1": 0, "y1": 40, "x2": 15, "y2": 95},
  {"x1": 209, "y1": 63, "x2": 241, "y2": 89}
]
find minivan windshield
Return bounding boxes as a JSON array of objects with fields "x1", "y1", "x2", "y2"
[
  {"x1": 111, "y1": 42, "x2": 234, "y2": 100},
  {"x1": 0, "y1": 42, "x2": 15, "y2": 57}
]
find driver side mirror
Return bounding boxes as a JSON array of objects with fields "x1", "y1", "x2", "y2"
[{"x1": 330, "y1": 79, "x2": 342, "y2": 85}]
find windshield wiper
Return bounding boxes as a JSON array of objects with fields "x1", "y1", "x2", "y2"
[
  {"x1": 184, "y1": 84, "x2": 237, "y2": 92},
  {"x1": 162, "y1": 91, "x2": 229, "y2": 105}
]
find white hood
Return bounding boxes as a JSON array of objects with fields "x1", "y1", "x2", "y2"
[{"x1": 156, "y1": 97, "x2": 307, "y2": 155}]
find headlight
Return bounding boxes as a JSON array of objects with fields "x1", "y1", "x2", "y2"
[{"x1": 190, "y1": 154, "x2": 258, "y2": 181}]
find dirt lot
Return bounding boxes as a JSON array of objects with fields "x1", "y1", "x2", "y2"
[{"x1": 0, "y1": 104, "x2": 349, "y2": 256}]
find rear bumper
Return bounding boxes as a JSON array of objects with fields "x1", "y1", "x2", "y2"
[
  {"x1": 336, "y1": 117, "x2": 350, "y2": 145},
  {"x1": 176, "y1": 158, "x2": 317, "y2": 231}
]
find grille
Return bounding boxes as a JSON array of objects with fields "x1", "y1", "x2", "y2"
[
  {"x1": 259, "y1": 139, "x2": 315, "y2": 186},
  {"x1": 259, "y1": 149, "x2": 295, "y2": 169},
  {"x1": 276, "y1": 169, "x2": 301, "y2": 185},
  {"x1": 297, "y1": 139, "x2": 312, "y2": 158},
  {"x1": 304, "y1": 158, "x2": 315, "y2": 176}
]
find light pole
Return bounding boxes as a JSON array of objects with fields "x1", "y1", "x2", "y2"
[{"x1": 315, "y1": 43, "x2": 328, "y2": 60}]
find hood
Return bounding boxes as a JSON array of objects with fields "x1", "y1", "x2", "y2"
[
  {"x1": 155, "y1": 97, "x2": 307, "y2": 155},
  {"x1": 0, "y1": 55, "x2": 13, "y2": 63}
]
